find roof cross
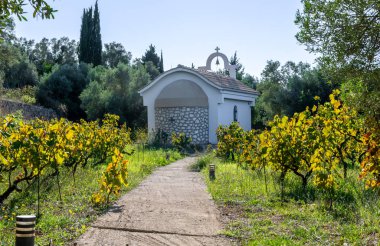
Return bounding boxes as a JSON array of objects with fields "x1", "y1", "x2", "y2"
[{"x1": 215, "y1": 46, "x2": 220, "y2": 53}]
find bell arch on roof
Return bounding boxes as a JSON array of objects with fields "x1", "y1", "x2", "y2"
[{"x1": 198, "y1": 47, "x2": 237, "y2": 79}]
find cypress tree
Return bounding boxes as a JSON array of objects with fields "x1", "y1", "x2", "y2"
[
  {"x1": 79, "y1": 9, "x2": 88, "y2": 63},
  {"x1": 159, "y1": 50, "x2": 164, "y2": 73},
  {"x1": 92, "y1": 1, "x2": 102, "y2": 66},
  {"x1": 79, "y1": 2, "x2": 102, "y2": 66},
  {"x1": 86, "y1": 7, "x2": 93, "y2": 63}
]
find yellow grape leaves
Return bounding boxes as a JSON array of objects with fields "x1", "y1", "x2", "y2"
[
  {"x1": 0, "y1": 114, "x2": 132, "y2": 205},
  {"x1": 216, "y1": 90, "x2": 377, "y2": 192},
  {"x1": 92, "y1": 147, "x2": 129, "y2": 205}
]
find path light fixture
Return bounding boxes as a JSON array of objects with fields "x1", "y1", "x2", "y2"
[
  {"x1": 209, "y1": 163, "x2": 216, "y2": 180},
  {"x1": 15, "y1": 215, "x2": 36, "y2": 246}
]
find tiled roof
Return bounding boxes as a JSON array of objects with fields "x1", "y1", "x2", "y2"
[
  {"x1": 140, "y1": 65, "x2": 259, "y2": 95},
  {"x1": 193, "y1": 69, "x2": 258, "y2": 95},
  {"x1": 171, "y1": 65, "x2": 258, "y2": 94}
]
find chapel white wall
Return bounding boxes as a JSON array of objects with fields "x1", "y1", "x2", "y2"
[{"x1": 218, "y1": 99, "x2": 252, "y2": 131}]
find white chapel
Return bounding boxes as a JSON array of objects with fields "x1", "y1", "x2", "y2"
[{"x1": 139, "y1": 48, "x2": 259, "y2": 144}]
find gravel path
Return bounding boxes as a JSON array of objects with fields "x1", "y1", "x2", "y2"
[{"x1": 75, "y1": 157, "x2": 231, "y2": 246}]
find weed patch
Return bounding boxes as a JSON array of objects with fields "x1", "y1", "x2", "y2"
[{"x1": 203, "y1": 156, "x2": 380, "y2": 245}]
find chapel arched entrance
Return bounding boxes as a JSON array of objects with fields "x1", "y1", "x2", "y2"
[{"x1": 154, "y1": 80, "x2": 209, "y2": 144}]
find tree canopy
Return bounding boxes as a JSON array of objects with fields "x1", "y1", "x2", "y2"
[
  {"x1": 253, "y1": 60, "x2": 335, "y2": 127},
  {"x1": 295, "y1": 0, "x2": 380, "y2": 130},
  {"x1": 80, "y1": 63, "x2": 151, "y2": 126},
  {"x1": 295, "y1": 0, "x2": 380, "y2": 72},
  {"x1": 0, "y1": 17, "x2": 15, "y2": 42},
  {"x1": 37, "y1": 63, "x2": 90, "y2": 120},
  {"x1": 0, "y1": 42, "x2": 38, "y2": 88},
  {"x1": 230, "y1": 51, "x2": 244, "y2": 80},
  {"x1": 103, "y1": 42, "x2": 132, "y2": 68},
  {"x1": 0, "y1": 0, "x2": 56, "y2": 39},
  {"x1": 142, "y1": 44, "x2": 163, "y2": 73},
  {"x1": 13, "y1": 37, "x2": 78, "y2": 76}
]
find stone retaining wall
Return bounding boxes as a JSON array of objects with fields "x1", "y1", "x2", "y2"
[
  {"x1": 155, "y1": 106, "x2": 208, "y2": 144},
  {"x1": 0, "y1": 99, "x2": 57, "y2": 120}
]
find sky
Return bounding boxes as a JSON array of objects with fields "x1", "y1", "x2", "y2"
[{"x1": 15, "y1": 0, "x2": 317, "y2": 77}]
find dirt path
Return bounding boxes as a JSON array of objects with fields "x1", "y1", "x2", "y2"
[{"x1": 75, "y1": 157, "x2": 231, "y2": 246}]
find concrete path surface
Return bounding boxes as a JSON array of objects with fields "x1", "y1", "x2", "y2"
[{"x1": 75, "y1": 157, "x2": 231, "y2": 246}]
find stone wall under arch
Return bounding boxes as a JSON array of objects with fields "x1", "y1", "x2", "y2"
[{"x1": 155, "y1": 106, "x2": 208, "y2": 144}]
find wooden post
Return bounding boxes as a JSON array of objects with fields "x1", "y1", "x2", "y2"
[{"x1": 15, "y1": 215, "x2": 36, "y2": 246}]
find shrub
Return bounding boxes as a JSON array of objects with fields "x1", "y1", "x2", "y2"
[
  {"x1": 80, "y1": 63, "x2": 150, "y2": 127},
  {"x1": 149, "y1": 129, "x2": 169, "y2": 148},
  {"x1": 21, "y1": 95, "x2": 36, "y2": 104},
  {"x1": 4, "y1": 60, "x2": 38, "y2": 88},
  {"x1": 133, "y1": 128, "x2": 148, "y2": 145},
  {"x1": 37, "y1": 63, "x2": 89, "y2": 120},
  {"x1": 0, "y1": 86, "x2": 37, "y2": 104},
  {"x1": 216, "y1": 121, "x2": 245, "y2": 161},
  {"x1": 171, "y1": 132, "x2": 192, "y2": 153}
]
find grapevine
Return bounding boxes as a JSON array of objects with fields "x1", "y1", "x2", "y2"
[
  {"x1": 0, "y1": 114, "x2": 131, "y2": 205},
  {"x1": 216, "y1": 90, "x2": 378, "y2": 204}
]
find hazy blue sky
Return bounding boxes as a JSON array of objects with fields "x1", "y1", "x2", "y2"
[{"x1": 15, "y1": 0, "x2": 316, "y2": 77}]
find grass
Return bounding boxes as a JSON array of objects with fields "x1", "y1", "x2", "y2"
[
  {"x1": 201, "y1": 154, "x2": 380, "y2": 245},
  {"x1": 189, "y1": 152, "x2": 213, "y2": 172},
  {"x1": 0, "y1": 146, "x2": 182, "y2": 245}
]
